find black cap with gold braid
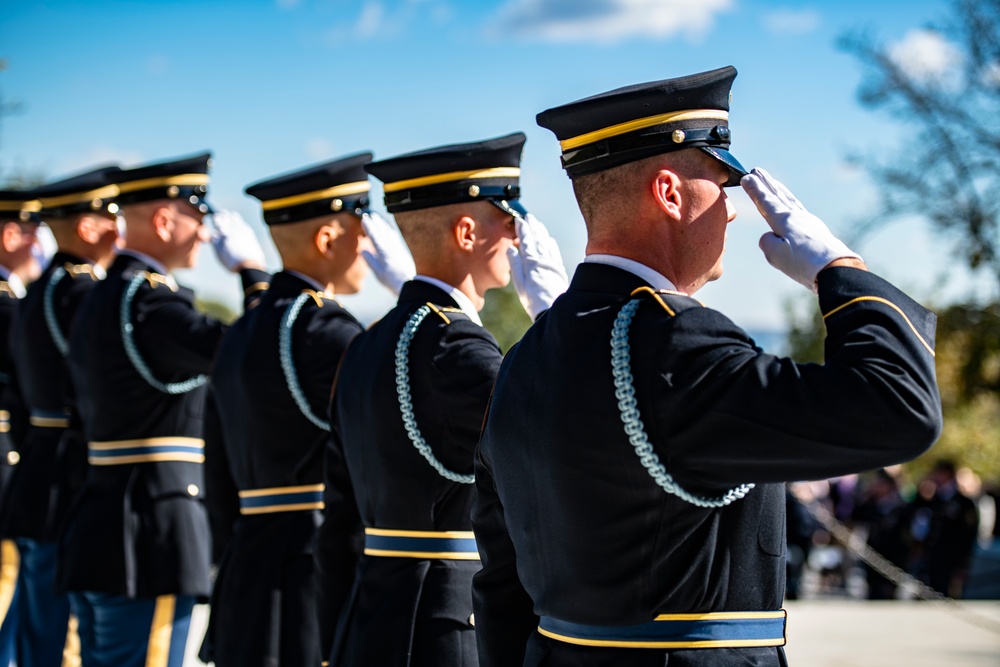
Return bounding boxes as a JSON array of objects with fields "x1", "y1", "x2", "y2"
[
  {"x1": 365, "y1": 133, "x2": 526, "y2": 215},
  {"x1": 0, "y1": 189, "x2": 41, "y2": 224},
  {"x1": 115, "y1": 152, "x2": 214, "y2": 214},
  {"x1": 536, "y1": 66, "x2": 747, "y2": 186},
  {"x1": 244, "y1": 153, "x2": 373, "y2": 226},
  {"x1": 35, "y1": 165, "x2": 123, "y2": 219}
]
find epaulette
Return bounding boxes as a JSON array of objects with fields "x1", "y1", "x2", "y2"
[
  {"x1": 0, "y1": 282, "x2": 15, "y2": 298},
  {"x1": 629, "y1": 286, "x2": 704, "y2": 317},
  {"x1": 244, "y1": 281, "x2": 269, "y2": 299},
  {"x1": 64, "y1": 262, "x2": 100, "y2": 281},
  {"x1": 300, "y1": 289, "x2": 338, "y2": 308},
  {"x1": 426, "y1": 302, "x2": 467, "y2": 324},
  {"x1": 131, "y1": 270, "x2": 177, "y2": 292}
]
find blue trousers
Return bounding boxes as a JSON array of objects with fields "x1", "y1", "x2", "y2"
[
  {"x1": 0, "y1": 539, "x2": 19, "y2": 667},
  {"x1": 15, "y1": 539, "x2": 73, "y2": 667},
  {"x1": 69, "y1": 592, "x2": 194, "y2": 667}
]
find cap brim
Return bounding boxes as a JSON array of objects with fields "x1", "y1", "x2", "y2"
[
  {"x1": 489, "y1": 199, "x2": 528, "y2": 221},
  {"x1": 700, "y1": 147, "x2": 748, "y2": 187}
]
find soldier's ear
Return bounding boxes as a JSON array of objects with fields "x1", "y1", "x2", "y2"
[
  {"x1": 314, "y1": 223, "x2": 339, "y2": 256},
  {"x1": 0, "y1": 222, "x2": 21, "y2": 253},
  {"x1": 652, "y1": 170, "x2": 682, "y2": 221},
  {"x1": 454, "y1": 215, "x2": 476, "y2": 252},
  {"x1": 76, "y1": 215, "x2": 102, "y2": 244},
  {"x1": 151, "y1": 206, "x2": 173, "y2": 242}
]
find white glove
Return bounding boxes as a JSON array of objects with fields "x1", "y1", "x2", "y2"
[
  {"x1": 32, "y1": 224, "x2": 57, "y2": 270},
  {"x1": 741, "y1": 168, "x2": 861, "y2": 292},
  {"x1": 507, "y1": 213, "x2": 569, "y2": 320},
  {"x1": 210, "y1": 209, "x2": 266, "y2": 272},
  {"x1": 360, "y1": 210, "x2": 415, "y2": 296}
]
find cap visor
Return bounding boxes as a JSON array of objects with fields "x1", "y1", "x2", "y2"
[
  {"x1": 489, "y1": 199, "x2": 528, "y2": 221},
  {"x1": 700, "y1": 147, "x2": 748, "y2": 187}
]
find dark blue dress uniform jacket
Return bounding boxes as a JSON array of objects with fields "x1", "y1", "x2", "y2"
[
  {"x1": 472, "y1": 263, "x2": 942, "y2": 667},
  {"x1": 59, "y1": 252, "x2": 269, "y2": 599},
  {"x1": 0, "y1": 279, "x2": 27, "y2": 516},
  {"x1": 202, "y1": 271, "x2": 363, "y2": 666},
  {"x1": 319, "y1": 279, "x2": 501, "y2": 667},
  {"x1": 3, "y1": 253, "x2": 99, "y2": 542}
]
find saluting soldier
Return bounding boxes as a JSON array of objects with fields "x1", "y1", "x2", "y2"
[
  {"x1": 319, "y1": 133, "x2": 568, "y2": 666},
  {"x1": 0, "y1": 189, "x2": 43, "y2": 667},
  {"x1": 60, "y1": 153, "x2": 269, "y2": 667},
  {"x1": 201, "y1": 152, "x2": 415, "y2": 666},
  {"x1": 471, "y1": 67, "x2": 943, "y2": 666},
  {"x1": 3, "y1": 166, "x2": 124, "y2": 667}
]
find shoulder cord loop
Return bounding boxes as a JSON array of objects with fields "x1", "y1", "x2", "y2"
[
  {"x1": 120, "y1": 272, "x2": 208, "y2": 395},
  {"x1": 611, "y1": 298, "x2": 753, "y2": 507},
  {"x1": 44, "y1": 266, "x2": 70, "y2": 357},
  {"x1": 279, "y1": 292, "x2": 330, "y2": 431},
  {"x1": 395, "y1": 304, "x2": 475, "y2": 484}
]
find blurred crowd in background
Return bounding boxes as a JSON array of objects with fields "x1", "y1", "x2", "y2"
[{"x1": 786, "y1": 460, "x2": 999, "y2": 601}]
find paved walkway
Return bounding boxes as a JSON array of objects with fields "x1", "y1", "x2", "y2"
[
  {"x1": 185, "y1": 600, "x2": 1000, "y2": 666},
  {"x1": 783, "y1": 600, "x2": 1000, "y2": 666}
]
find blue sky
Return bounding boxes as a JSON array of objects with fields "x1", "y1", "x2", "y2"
[{"x1": 1, "y1": 0, "x2": 984, "y2": 331}]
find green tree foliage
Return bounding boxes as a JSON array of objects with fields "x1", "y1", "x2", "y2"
[
  {"x1": 840, "y1": 0, "x2": 1000, "y2": 285},
  {"x1": 480, "y1": 283, "x2": 532, "y2": 353},
  {"x1": 786, "y1": 296, "x2": 1000, "y2": 481},
  {"x1": 833, "y1": 1, "x2": 1000, "y2": 483},
  {"x1": 195, "y1": 297, "x2": 238, "y2": 325}
]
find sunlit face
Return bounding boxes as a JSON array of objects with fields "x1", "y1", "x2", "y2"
[
  {"x1": 330, "y1": 214, "x2": 368, "y2": 295},
  {"x1": 471, "y1": 203, "x2": 519, "y2": 296},
  {"x1": 675, "y1": 153, "x2": 737, "y2": 289},
  {"x1": 167, "y1": 202, "x2": 210, "y2": 269}
]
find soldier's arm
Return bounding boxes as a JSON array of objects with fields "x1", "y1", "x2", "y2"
[
  {"x1": 655, "y1": 266, "x2": 941, "y2": 489},
  {"x1": 471, "y1": 440, "x2": 537, "y2": 666},
  {"x1": 316, "y1": 359, "x2": 363, "y2": 657},
  {"x1": 202, "y1": 386, "x2": 239, "y2": 566}
]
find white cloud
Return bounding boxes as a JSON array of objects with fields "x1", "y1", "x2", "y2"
[
  {"x1": 356, "y1": 1, "x2": 385, "y2": 38},
  {"x1": 888, "y1": 29, "x2": 962, "y2": 86},
  {"x1": 980, "y1": 61, "x2": 1000, "y2": 87},
  {"x1": 492, "y1": 0, "x2": 734, "y2": 44},
  {"x1": 762, "y1": 8, "x2": 819, "y2": 35},
  {"x1": 305, "y1": 138, "x2": 335, "y2": 160}
]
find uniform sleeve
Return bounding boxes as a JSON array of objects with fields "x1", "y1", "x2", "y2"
[
  {"x1": 655, "y1": 267, "x2": 942, "y2": 489},
  {"x1": 202, "y1": 386, "x2": 239, "y2": 566},
  {"x1": 133, "y1": 287, "x2": 228, "y2": 377},
  {"x1": 239, "y1": 268, "x2": 271, "y2": 311},
  {"x1": 471, "y1": 440, "x2": 538, "y2": 667},
  {"x1": 429, "y1": 320, "x2": 503, "y2": 462},
  {"x1": 315, "y1": 360, "x2": 363, "y2": 657}
]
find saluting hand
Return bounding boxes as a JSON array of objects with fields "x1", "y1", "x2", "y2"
[
  {"x1": 210, "y1": 210, "x2": 267, "y2": 272},
  {"x1": 741, "y1": 168, "x2": 862, "y2": 292},
  {"x1": 360, "y1": 210, "x2": 415, "y2": 296},
  {"x1": 507, "y1": 213, "x2": 569, "y2": 320}
]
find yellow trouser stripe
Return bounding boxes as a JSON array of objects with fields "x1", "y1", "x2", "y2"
[
  {"x1": 145, "y1": 595, "x2": 175, "y2": 667},
  {"x1": 0, "y1": 540, "x2": 18, "y2": 628}
]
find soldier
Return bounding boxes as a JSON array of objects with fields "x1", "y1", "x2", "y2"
[
  {"x1": 472, "y1": 66, "x2": 943, "y2": 666},
  {"x1": 60, "y1": 153, "x2": 269, "y2": 667},
  {"x1": 202, "y1": 152, "x2": 414, "y2": 666},
  {"x1": 319, "y1": 133, "x2": 568, "y2": 666},
  {"x1": 3, "y1": 166, "x2": 124, "y2": 667},
  {"x1": 0, "y1": 189, "x2": 43, "y2": 667}
]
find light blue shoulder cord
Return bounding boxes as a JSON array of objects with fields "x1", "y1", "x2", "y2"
[
  {"x1": 43, "y1": 266, "x2": 70, "y2": 357},
  {"x1": 120, "y1": 272, "x2": 208, "y2": 395},
  {"x1": 395, "y1": 305, "x2": 475, "y2": 484},
  {"x1": 279, "y1": 292, "x2": 330, "y2": 431},
  {"x1": 611, "y1": 298, "x2": 754, "y2": 507}
]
